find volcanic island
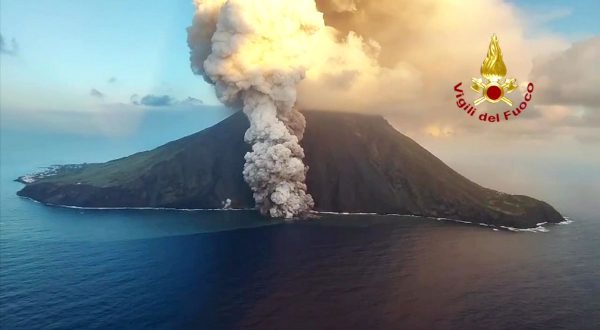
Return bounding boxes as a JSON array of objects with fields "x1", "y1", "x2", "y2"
[{"x1": 16, "y1": 110, "x2": 564, "y2": 229}]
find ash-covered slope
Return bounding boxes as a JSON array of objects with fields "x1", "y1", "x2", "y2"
[{"x1": 17, "y1": 111, "x2": 564, "y2": 228}]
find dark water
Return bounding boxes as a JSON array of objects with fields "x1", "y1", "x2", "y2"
[{"x1": 1, "y1": 126, "x2": 599, "y2": 329}]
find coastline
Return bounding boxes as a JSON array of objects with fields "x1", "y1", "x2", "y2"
[{"x1": 18, "y1": 195, "x2": 572, "y2": 233}]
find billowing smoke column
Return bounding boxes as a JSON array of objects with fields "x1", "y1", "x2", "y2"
[
  {"x1": 190, "y1": 0, "x2": 564, "y2": 147},
  {"x1": 187, "y1": 0, "x2": 320, "y2": 218}
]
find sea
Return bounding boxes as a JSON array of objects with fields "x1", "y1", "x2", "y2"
[{"x1": 1, "y1": 110, "x2": 599, "y2": 330}]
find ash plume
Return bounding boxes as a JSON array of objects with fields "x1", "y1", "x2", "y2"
[
  {"x1": 187, "y1": 0, "x2": 567, "y2": 216},
  {"x1": 192, "y1": 0, "x2": 567, "y2": 138},
  {"x1": 187, "y1": 0, "x2": 321, "y2": 218}
]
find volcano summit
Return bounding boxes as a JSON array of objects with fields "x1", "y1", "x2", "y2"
[{"x1": 17, "y1": 111, "x2": 564, "y2": 229}]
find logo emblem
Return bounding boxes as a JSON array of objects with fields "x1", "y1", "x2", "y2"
[
  {"x1": 471, "y1": 34, "x2": 517, "y2": 106},
  {"x1": 452, "y1": 34, "x2": 535, "y2": 123}
]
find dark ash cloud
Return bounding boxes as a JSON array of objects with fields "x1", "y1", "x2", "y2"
[
  {"x1": 0, "y1": 33, "x2": 19, "y2": 56},
  {"x1": 90, "y1": 88, "x2": 105, "y2": 98}
]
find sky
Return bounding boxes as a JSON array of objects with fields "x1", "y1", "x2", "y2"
[
  {"x1": 0, "y1": 0, "x2": 597, "y2": 112},
  {"x1": 1, "y1": 0, "x2": 599, "y2": 214},
  {"x1": 507, "y1": 0, "x2": 600, "y2": 39},
  {"x1": 1, "y1": 0, "x2": 597, "y2": 112},
  {"x1": 0, "y1": 0, "x2": 219, "y2": 111}
]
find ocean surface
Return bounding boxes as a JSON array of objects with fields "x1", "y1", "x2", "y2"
[{"x1": 1, "y1": 120, "x2": 599, "y2": 329}]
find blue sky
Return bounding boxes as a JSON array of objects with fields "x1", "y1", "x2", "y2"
[
  {"x1": 0, "y1": 0, "x2": 219, "y2": 111},
  {"x1": 0, "y1": 0, "x2": 598, "y2": 111},
  {"x1": 508, "y1": 0, "x2": 600, "y2": 38}
]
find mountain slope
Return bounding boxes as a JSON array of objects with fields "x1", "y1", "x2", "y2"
[{"x1": 17, "y1": 111, "x2": 564, "y2": 228}]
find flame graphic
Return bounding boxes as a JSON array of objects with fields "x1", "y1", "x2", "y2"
[{"x1": 480, "y1": 34, "x2": 507, "y2": 82}]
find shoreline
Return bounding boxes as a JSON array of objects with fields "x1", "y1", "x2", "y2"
[{"x1": 18, "y1": 196, "x2": 572, "y2": 233}]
